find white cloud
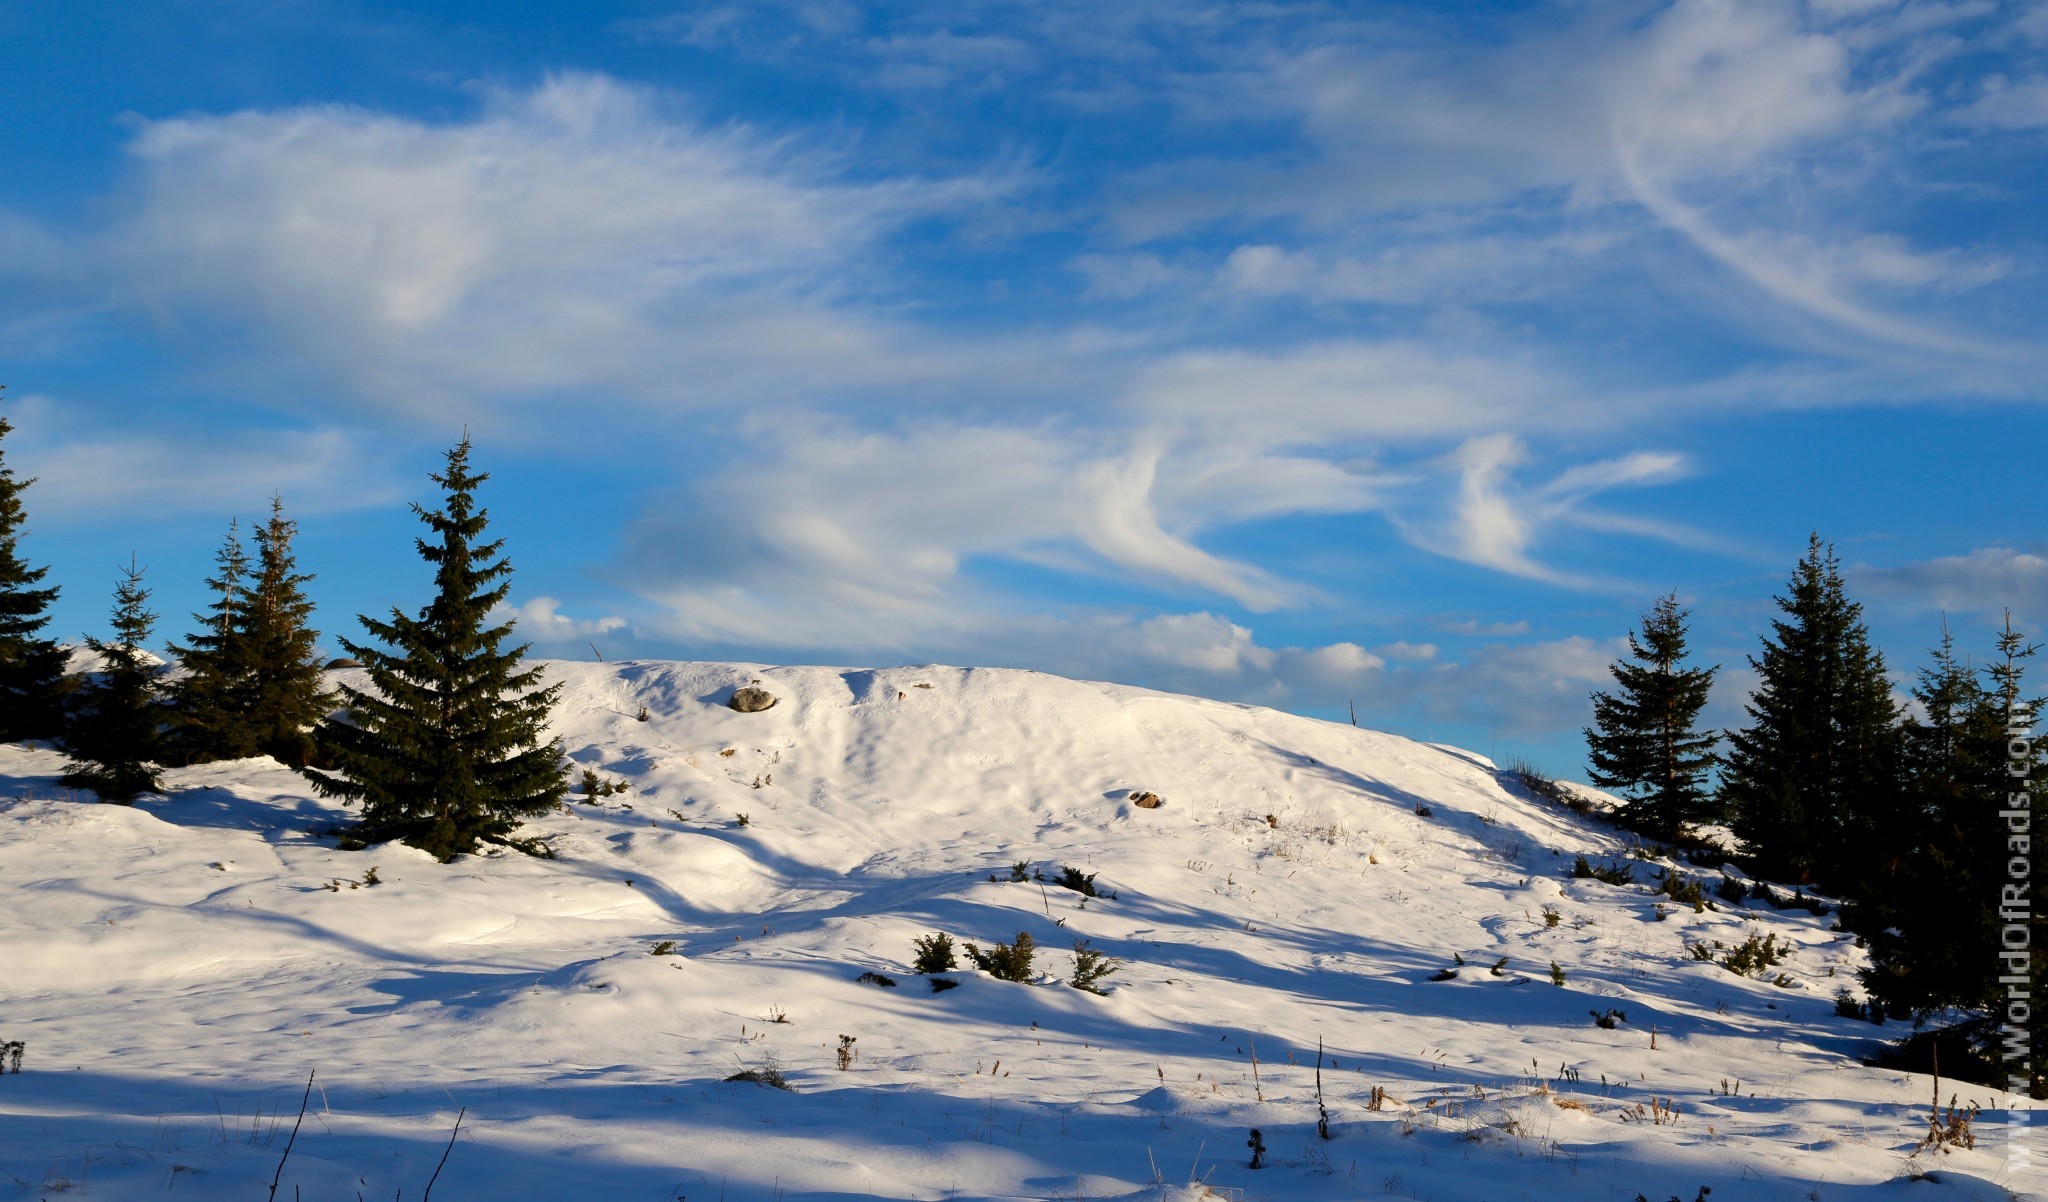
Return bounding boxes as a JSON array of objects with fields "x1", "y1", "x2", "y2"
[
  {"x1": 1402, "y1": 434, "x2": 1690, "y2": 587},
  {"x1": 103, "y1": 74, "x2": 1003, "y2": 419},
  {"x1": 1126, "y1": 340, "x2": 1569, "y2": 444},
  {"x1": 612, "y1": 418, "x2": 1388, "y2": 647},
  {"x1": 1406, "y1": 634, "x2": 1627, "y2": 735},
  {"x1": 1440, "y1": 618, "x2": 1533, "y2": 637},
  {"x1": 1135, "y1": 612, "x2": 1274, "y2": 674},
  {"x1": 1957, "y1": 73, "x2": 2048, "y2": 128},
  {"x1": 1856, "y1": 545, "x2": 2048, "y2": 621},
  {"x1": 1067, "y1": 437, "x2": 1293, "y2": 611},
  {"x1": 496, "y1": 597, "x2": 629, "y2": 648},
  {"x1": 5, "y1": 393, "x2": 394, "y2": 524},
  {"x1": 1376, "y1": 640, "x2": 1438, "y2": 662}
]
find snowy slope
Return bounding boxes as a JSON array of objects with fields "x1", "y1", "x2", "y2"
[{"x1": 1, "y1": 660, "x2": 2039, "y2": 1202}]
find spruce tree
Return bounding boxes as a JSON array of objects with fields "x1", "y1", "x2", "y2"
[
  {"x1": 243, "y1": 495, "x2": 329, "y2": 766},
  {"x1": 0, "y1": 391, "x2": 67, "y2": 743},
  {"x1": 1854, "y1": 621, "x2": 2008, "y2": 1015},
  {"x1": 300, "y1": 438, "x2": 568, "y2": 860},
  {"x1": 1720, "y1": 535, "x2": 1902, "y2": 890},
  {"x1": 1583, "y1": 593, "x2": 1720, "y2": 840},
  {"x1": 59, "y1": 559, "x2": 166, "y2": 802},
  {"x1": 167, "y1": 520, "x2": 258, "y2": 763}
]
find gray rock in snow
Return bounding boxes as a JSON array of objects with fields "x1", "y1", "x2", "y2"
[{"x1": 729, "y1": 686, "x2": 778, "y2": 713}]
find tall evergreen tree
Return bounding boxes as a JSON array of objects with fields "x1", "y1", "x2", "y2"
[
  {"x1": 0, "y1": 390, "x2": 67, "y2": 743},
  {"x1": 167, "y1": 520, "x2": 259, "y2": 763},
  {"x1": 1721, "y1": 535, "x2": 1902, "y2": 890},
  {"x1": 243, "y1": 495, "x2": 329, "y2": 766},
  {"x1": 60, "y1": 559, "x2": 166, "y2": 802},
  {"x1": 300, "y1": 438, "x2": 568, "y2": 860},
  {"x1": 1854, "y1": 620, "x2": 2009, "y2": 1015},
  {"x1": 1583, "y1": 593, "x2": 1720, "y2": 839}
]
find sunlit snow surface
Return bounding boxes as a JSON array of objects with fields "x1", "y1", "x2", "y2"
[{"x1": 2, "y1": 661, "x2": 2040, "y2": 1200}]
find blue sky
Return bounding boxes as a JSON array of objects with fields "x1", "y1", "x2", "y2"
[{"x1": 3, "y1": 0, "x2": 2045, "y2": 777}]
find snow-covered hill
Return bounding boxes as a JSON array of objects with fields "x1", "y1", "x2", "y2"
[{"x1": 1, "y1": 661, "x2": 2039, "y2": 1201}]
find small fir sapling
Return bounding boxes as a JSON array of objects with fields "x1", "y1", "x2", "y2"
[
  {"x1": 59, "y1": 559, "x2": 167, "y2": 803},
  {"x1": 1069, "y1": 940, "x2": 1121, "y2": 994},
  {"x1": 964, "y1": 931, "x2": 1035, "y2": 982},
  {"x1": 1721, "y1": 932, "x2": 1787, "y2": 978},
  {"x1": 912, "y1": 932, "x2": 957, "y2": 974},
  {"x1": 1573, "y1": 857, "x2": 1635, "y2": 885},
  {"x1": 1053, "y1": 865, "x2": 1112, "y2": 897},
  {"x1": 1549, "y1": 961, "x2": 1567, "y2": 986}
]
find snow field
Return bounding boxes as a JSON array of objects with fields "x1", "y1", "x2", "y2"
[{"x1": 1, "y1": 660, "x2": 2040, "y2": 1200}]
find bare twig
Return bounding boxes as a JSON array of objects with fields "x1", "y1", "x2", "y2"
[
  {"x1": 421, "y1": 1106, "x2": 465, "y2": 1202},
  {"x1": 266, "y1": 1069, "x2": 315, "y2": 1202},
  {"x1": 1315, "y1": 1036, "x2": 1331, "y2": 1139}
]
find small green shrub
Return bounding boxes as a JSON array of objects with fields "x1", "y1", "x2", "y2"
[
  {"x1": 912, "y1": 932, "x2": 958, "y2": 974},
  {"x1": 1053, "y1": 865, "x2": 1112, "y2": 898},
  {"x1": 649, "y1": 940, "x2": 678, "y2": 956},
  {"x1": 1572, "y1": 857, "x2": 1634, "y2": 885},
  {"x1": 1833, "y1": 989, "x2": 1866, "y2": 1019},
  {"x1": 1489, "y1": 957, "x2": 1509, "y2": 976},
  {"x1": 1429, "y1": 967, "x2": 1459, "y2": 982},
  {"x1": 1549, "y1": 961, "x2": 1567, "y2": 986},
  {"x1": 1686, "y1": 941, "x2": 1714, "y2": 962},
  {"x1": 965, "y1": 931, "x2": 1036, "y2": 982},
  {"x1": 1721, "y1": 932, "x2": 1788, "y2": 978},
  {"x1": 1715, "y1": 875, "x2": 1747, "y2": 905},
  {"x1": 1069, "y1": 940, "x2": 1121, "y2": 994},
  {"x1": 1542, "y1": 904, "x2": 1563, "y2": 928},
  {"x1": 1657, "y1": 869, "x2": 1709, "y2": 912},
  {"x1": 1590, "y1": 1007, "x2": 1627, "y2": 1029},
  {"x1": 361, "y1": 866, "x2": 381, "y2": 887},
  {"x1": 579, "y1": 768, "x2": 628, "y2": 800},
  {"x1": 928, "y1": 977, "x2": 959, "y2": 993},
  {"x1": 856, "y1": 971, "x2": 897, "y2": 988}
]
